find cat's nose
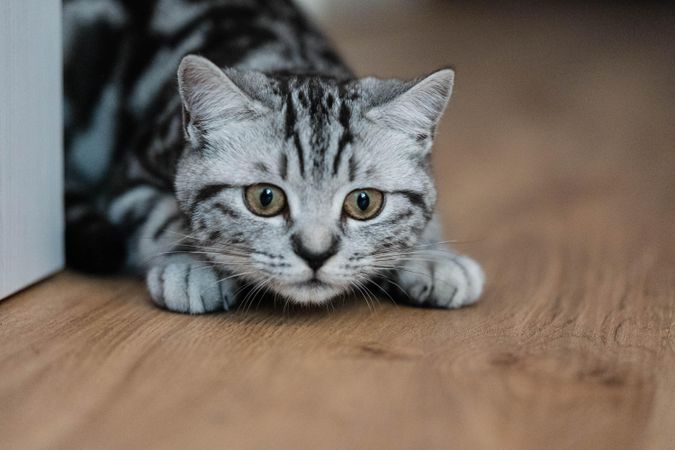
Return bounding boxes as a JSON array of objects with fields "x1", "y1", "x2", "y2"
[{"x1": 291, "y1": 233, "x2": 339, "y2": 271}]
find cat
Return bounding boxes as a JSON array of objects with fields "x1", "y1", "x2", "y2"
[{"x1": 64, "y1": 0, "x2": 484, "y2": 313}]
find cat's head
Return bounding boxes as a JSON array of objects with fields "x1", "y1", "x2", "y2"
[{"x1": 174, "y1": 55, "x2": 454, "y2": 304}]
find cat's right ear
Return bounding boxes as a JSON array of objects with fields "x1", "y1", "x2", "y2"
[
  {"x1": 177, "y1": 55, "x2": 269, "y2": 147},
  {"x1": 362, "y1": 68, "x2": 455, "y2": 139}
]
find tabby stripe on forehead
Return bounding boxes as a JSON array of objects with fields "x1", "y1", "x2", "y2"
[
  {"x1": 293, "y1": 134, "x2": 306, "y2": 176},
  {"x1": 279, "y1": 153, "x2": 288, "y2": 180},
  {"x1": 285, "y1": 90, "x2": 305, "y2": 177},
  {"x1": 191, "y1": 184, "x2": 232, "y2": 215},
  {"x1": 308, "y1": 81, "x2": 331, "y2": 174},
  {"x1": 332, "y1": 89, "x2": 354, "y2": 175},
  {"x1": 348, "y1": 155, "x2": 358, "y2": 181}
]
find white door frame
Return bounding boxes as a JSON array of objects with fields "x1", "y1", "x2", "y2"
[{"x1": 0, "y1": 0, "x2": 63, "y2": 299}]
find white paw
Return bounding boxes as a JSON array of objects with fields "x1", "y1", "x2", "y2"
[
  {"x1": 146, "y1": 254, "x2": 237, "y2": 314},
  {"x1": 396, "y1": 252, "x2": 484, "y2": 309}
]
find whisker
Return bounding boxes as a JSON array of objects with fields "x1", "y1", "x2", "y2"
[
  {"x1": 409, "y1": 238, "x2": 483, "y2": 248},
  {"x1": 371, "y1": 256, "x2": 449, "y2": 265},
  {"x1": 368, "y1": 278, "x2": 398, "y2": 308},
  {"x1": 242, "y1": 277, "x2": 273, "y2": 315},
  {"x1": 352, "y1": 279, "x2": 376, "y2": 312},
  {"x1": 216, "y1": 270, "x2": 258, "y2": 284}
]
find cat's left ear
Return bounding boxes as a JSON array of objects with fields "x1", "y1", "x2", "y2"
[
  {"x1": 364, "y1": 68, "x2": 454, "y2": 137},
  {"x1": 177, "y1": 54, "x2": 270, "y2": 147}
]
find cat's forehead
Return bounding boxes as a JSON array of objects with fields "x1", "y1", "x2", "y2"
[
  {"x1": 269, "y1": 74, "x2": 360, "y2": 117},
  {"x1": 264, "y1": 74, "x2": 364, "y2": 185}
]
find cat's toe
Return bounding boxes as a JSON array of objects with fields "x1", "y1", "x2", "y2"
[
  {"x1": 146, "y1": 256, "x2": 236, "y2": 314},
  {"x1": 396, "y1": 253, "x2": 484, "y2": 309},
  {"x1": 455, "y1": 255, "x2": 485, "y2": 305},
  {"x1": 431, "y1": 255, "x2": 484, "y2": 308}
]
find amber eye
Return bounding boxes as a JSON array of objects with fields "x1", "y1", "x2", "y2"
[
  {"x1": 343, "y1": 188, "x2": 384, "y2": 220},
  {"x1": 244, "y1": 184, "x2": 286, "y2": 217}
]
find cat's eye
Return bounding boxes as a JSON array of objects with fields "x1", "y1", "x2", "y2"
[
  {"x1": 343, "y1": 189, "x2": 384, "y2": 220},
  {"x1": 244, "y1": 184, "x2": 287, "y2": 217}
]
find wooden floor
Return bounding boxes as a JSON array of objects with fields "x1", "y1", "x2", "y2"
[{"x1": 2, "y1": 3, "x2": 675, "y2": 449}]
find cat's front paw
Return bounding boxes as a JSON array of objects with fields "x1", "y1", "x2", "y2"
[
  {"x1": 395, "y1": 252, "x2": 484, "y2": 309},
  {"x1": 146, "y1": 254, "x2": 237, "y2": 314}
]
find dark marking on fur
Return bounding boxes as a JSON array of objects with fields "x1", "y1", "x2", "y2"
[
  {"x1": 153, "y1": 212, "x2": 183, "y2": 240},
  {"x1": 428, "y1": 261, "x2": 435, "y2": 294},
  {"x1": 254, "y1": 250, "x2": 282, "y2": 259},
  {"x1": 348, "y1": 154, "x2": 358, "y2": 181},
  {"x1": 447, "y1": 286, "x2": 458, "y2": 306},
  {"x1": 192, "y1": 184, "x2": 231, "y2": 215},
  {"x1": 382, "y1": 209, "x2": 414, "y2": 225},
  {"x1": 284, "y1": 88, "x2": 306, "y2": 176},
  {"x1": 293, "y1": 133, "x2": 305, "y2": 176},
  {"x1": 297, "y1": 90, "x2": 308, "y2": 108},
  {"x1": 448, "y1": 257, "x2": 472, "y2": 294},
  {"x1": 218, "y1": 282, "x2": 228, "y2": 310},
  {"x1": 214, "y1": 202, "x2": 240, "y2": 219},
  {"x1": 392, "y1": 190, "x2": 432, "y2": 221},
  {"x1": 333, "y1": 89, "x2": 354, "y2": 175},
  {"x1": 182, "y1": 106, "x2": 192, "y2": 137},
  {"x1": 157, "y1": 266, "x2": 167, "y2": 307},
  {"x1": 284, "y1": 89, "x2": 296, "y2": 139},
  {"x1": 392, "y1": 190, "x2": 426, "y2": 207},
  {"x1": 255, "y1": 161, "x2": 270, "y2": 173},
  {"x1": 184, "y1": 265, "x2": 191, "y2": 296},
  {"x1": 279, "y1": 152, "x2": 288, "y2": 180}
]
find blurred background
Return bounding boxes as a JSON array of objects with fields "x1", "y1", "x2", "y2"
[{"x1": 294, "y1": 0, "x2": 675, "y2": 245}]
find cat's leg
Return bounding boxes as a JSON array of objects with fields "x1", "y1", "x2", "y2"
[
  {"x1": 393, "y1": 215, "x2": 484, "y2": 309},
  {"x1": 107, "y1": 184, "x2": 238, "y2": 313}
]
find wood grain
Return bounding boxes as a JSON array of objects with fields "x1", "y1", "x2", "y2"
[{"x1": 1, "y1": 3, "x2": 674, "y2": 449}]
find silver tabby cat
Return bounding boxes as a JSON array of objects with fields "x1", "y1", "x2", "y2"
[{"x1": 64, "y1": 0, "x2": 484, "y2": 313}]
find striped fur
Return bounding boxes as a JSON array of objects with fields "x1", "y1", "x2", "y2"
[{"x1": 64, "y1": 0, "x2": 484, "y2": 312}]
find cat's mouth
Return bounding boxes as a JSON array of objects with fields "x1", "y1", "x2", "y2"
[
  {"x1": 303, "y1": 277, "x2": 326, "y2": 288},
  {"x1": 292, "y1": 277, "x2": 333, "y2": 293},
  {"x1": 275, "y1": 277, "x2": 345, "y2": 305}
]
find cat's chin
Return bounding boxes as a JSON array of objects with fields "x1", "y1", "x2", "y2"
[{"x1": 273, "y1": 280, "x2": 346, "y2": 305}]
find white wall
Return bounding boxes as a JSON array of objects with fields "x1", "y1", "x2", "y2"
[{"x1": 0, "y1": 0, "x2": 63, "y2": 299}]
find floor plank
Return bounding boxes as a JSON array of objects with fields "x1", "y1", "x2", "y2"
[{"x1": 1, "y1": 3, "x2": 674, "y2": 449}]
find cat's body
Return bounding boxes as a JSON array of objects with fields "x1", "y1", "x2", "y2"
[{"x1": 64, "y1": 0, "x2": 484, "y2": 313}]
